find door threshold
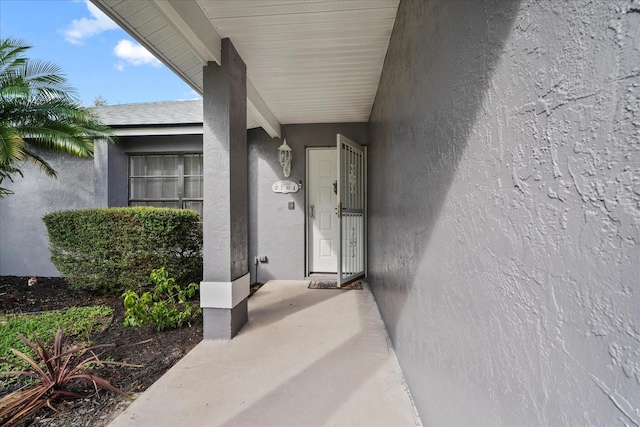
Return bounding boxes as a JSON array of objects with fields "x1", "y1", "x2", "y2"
[{"x1": 306, "y1": 273, "x2": 337, "y2": 281}]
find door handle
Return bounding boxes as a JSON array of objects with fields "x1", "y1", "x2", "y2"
[{"x1": 309, "y1": 205, "x2": 315, "y2": 218}]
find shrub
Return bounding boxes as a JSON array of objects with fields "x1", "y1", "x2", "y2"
[
  {"x1": 43, "y1": 207, "x2": 202, "y2": 293},
  {"x1": 122, "y1": 267, "x2": 201, "y2": 331}
]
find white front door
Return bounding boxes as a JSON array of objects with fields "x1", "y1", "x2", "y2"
[{"x1": 307, "y1": 148, "x2": 338, "y2": 273}]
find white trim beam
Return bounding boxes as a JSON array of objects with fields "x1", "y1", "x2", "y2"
[
  {"x1": 91, "y1": 0, "x2": 281, "y2": 138},
  {"x1": 147, "y1": 1, "x2": 281, "y2": 138},
  {"x1": 247, "y1": 78, "x2": 281, "y2": 138},
  {"x1": 200, "y1": 273, "x2": 250, "y2": 309},
  {"x1": 149, "y1": 0, "x2": 221, "y2": 65},
  {"x1": 90, "y1": 0, "x2": 204, "y2": 96},
  {"x1": 111, "y1": 125, "x2": 203, "y2": 137}
]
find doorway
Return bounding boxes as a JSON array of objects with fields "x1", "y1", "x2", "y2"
[
  {"x1": 306, "y1": 148, "x2": 338, "y2": 274},
  {"x1": 306, "y1": 135, "x2": 367, "y2": 284}
]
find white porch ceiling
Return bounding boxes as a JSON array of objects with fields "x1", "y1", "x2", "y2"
[{"x1": 91, "y1": 0, "x2": 400, "y2": 137}]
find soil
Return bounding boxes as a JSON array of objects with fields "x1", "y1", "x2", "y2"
[{"x1": 0, "y1": 276, "x2": 203, "y2": 426}]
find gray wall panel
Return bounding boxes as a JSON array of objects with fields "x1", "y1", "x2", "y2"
[
  {"x1": 107, "y1": 143, "x2": 128, "y2": 207},
  {"x1": 202, "y1": 39, "x2": 248, "y2": 284},
  {"x1": 0, "y1": 152, "x2": 95, "y2": 276},
  {"x1": 368, "y1": 0, "x2": 639, "y2": 425},
  {"x1": 228, "y1": 41, "x2": 249, "y2": 281},
  {"x1": 120, "y1": 134, "x2": 203, "y2": 154}
]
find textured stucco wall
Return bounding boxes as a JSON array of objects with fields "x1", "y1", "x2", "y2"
[
  {"x1": 0, "y1": 152, "x2": 95, "y2": 276},
  {"x1": 368, "y1": 0, "x2": 639, "y2": 425},
  {"x1": 248, "y1": 123, "x2": 368, "y2": 282},
  {"x1": 202, "y1": 39, "x2": 248, "y2": 284}
]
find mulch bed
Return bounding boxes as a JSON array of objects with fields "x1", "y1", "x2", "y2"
[{"x1": 0, "y1": 276, "x2": 203, "y2": 426}]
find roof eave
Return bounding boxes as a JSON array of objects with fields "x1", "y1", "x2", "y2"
[{"x1": 90, "y1": 0, "x2": 281, "y2": 138}]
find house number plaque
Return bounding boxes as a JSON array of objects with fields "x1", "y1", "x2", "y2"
[{"x1": 272, "y1": 180, "x2": 299, "y2": 194}]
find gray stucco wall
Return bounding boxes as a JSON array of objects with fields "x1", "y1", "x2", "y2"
[
  {"x1": 0, "y1": 151, "x2": 95, "y2": 276},
  {"x1": 248, "y1": 123, "x2": 368, "y2": 282},
  {"x1": 1, "y1": 134, "x2": 203, "y2": 277},
  {"x1": 368, "y1": 0, "x2": 639, "y2": 425},
  {"x1": 202, "y1": 39, "x2": 248, "y2": 284},
  {"x1": 94, "y1": 140, "x2": 128, "y2": 208}
]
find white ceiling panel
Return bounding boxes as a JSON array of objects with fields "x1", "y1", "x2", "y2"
[
  {"x1": 199, "y1": 0, "x2": 398, "y2": 125},
  {"x1": 92, "y1": 0, "x2": 400, "y2": 130},
  {"x1": 203, "y1": 0, "x2": 399, "y2": 18}
]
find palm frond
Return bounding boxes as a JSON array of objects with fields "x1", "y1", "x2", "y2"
[
  {"x1": 22, "y1": 59, "x2": 76, "y2": 98},
  {"x1": 0, "y1": 37, "x2": 116, "y2": 197},
  {"x1": 0, "y1": 123, "x2": 26, "y2": 164},
  {"x1": 0, "y1": 73, "x2": 29, "y2": 99},
  {"x1": 21, "y1": 124, "x2": 95, "y2": 157},
  {"x1": 0, "y1": 162, "x2": 22, "y2": 197},
  {"x1": 0, "y1": 38, "x2": 31, "y2": 75},
  {"x1": 22, "y1": 147, "x2": 58, "y2": 178}
]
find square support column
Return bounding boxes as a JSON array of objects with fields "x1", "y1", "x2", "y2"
[{"x1": 201, "y1": 39, "x2": 249, "y2": 339}]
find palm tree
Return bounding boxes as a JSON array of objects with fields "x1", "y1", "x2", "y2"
[{"x1": 0, "y1": 37, "x2": 115, "y2": 197}]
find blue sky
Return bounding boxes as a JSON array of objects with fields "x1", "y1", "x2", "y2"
[{"x1": 0, "y1": 0, "x2": 200, "y2": 106}]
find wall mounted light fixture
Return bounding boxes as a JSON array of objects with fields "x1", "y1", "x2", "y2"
[{"x1": 278, "y1": 139, "x2": 292, "y2": 177}]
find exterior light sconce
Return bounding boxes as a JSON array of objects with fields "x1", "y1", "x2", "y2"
[{"x1": 278, "y1": 139, "x2": 292, "y2": 178}]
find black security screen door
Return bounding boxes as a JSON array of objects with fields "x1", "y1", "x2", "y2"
[{"x1": 336, "y1": 134, "x2": 366, "y2": 286}]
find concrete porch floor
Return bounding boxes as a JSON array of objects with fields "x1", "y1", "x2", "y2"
[{"x1": 109, "y1": 280, "x2": 421, "y2": 427}]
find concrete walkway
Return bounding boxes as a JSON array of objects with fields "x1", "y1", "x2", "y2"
[{"x1": 110, "y1": 280, "x2": 421, "y2": 427}]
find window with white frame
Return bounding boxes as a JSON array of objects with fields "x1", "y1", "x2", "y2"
[{"x1": 129, "y1": 154, "x2": 203, "y2": 217}]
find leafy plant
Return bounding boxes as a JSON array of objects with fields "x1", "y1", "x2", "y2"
[
  {"x1": 250, "y1": 282, "x2": 263, "y2": 297},
  {"x1": 43, "y1": 207, "x2": 202, "y2": 293},
  {"x1": 0, "y1": 305, "x2": 113, "y2": 384},
  {"x1": 122, "y1": 267, "x2": 201, "y2": 331},
  {"x1": 0, "y1": 329, "x2": 137, "y2": 426}
]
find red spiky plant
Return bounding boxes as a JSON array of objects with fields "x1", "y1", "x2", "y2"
[{"x1": 0, "y1": 329, "x2": 138, "y2": 425}]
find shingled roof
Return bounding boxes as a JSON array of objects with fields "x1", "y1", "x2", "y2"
[{"x1": 93, "y1": 100, "x2": 202, "y2": 126}]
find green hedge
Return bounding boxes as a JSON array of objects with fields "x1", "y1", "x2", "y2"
[{"x1": 43, "y1": 207, "x2": 203, "y2": 293}]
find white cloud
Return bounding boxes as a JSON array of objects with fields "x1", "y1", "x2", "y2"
[
  {"x1": 61, "y1": 0, "x2": 119, "y2": 45},
  {"x1": 113, "y1": 40, "x2": 162, "y2": 67},
  {"x1": 114, "y1": 62, "x2": 125, "y2": 72},
  {"x1": 177, "y1": 90, "x2": 202, "y2": 101}
]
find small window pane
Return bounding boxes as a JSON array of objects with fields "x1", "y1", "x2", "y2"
[
  {"x1": 146, "y1": 177, "x2": 162, "y2": 198},
  {"x1": 130, "y1": 177, "x2": 145, "y2": 199},
  {"x1": 130, "y1": 156, "x2": 145, "y2": 176},
  {"x1": 184, "y1": 176, "x2": 203, "y2": 198},
  {"x1": 146, "y1": 201, "x2": 179, "y2": 208},
  {"x1": 163, "y1": 156, "x2": 178, "y2": 175},
  {"x1": 184, "y1": 201, "x2": 203, "y2": 217},
  {"x1": 184, "y1": 155, "x2": 202, "y2": 176},
  {"x1": 162, "y1": 177, "x2": 178, "y2": 199},
  {"x1": 147, "y1": 156, "x2": 163, "y2": 176},
  {"x1": 129, "y1": 154, "x2": 202, "y2": 213}
]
